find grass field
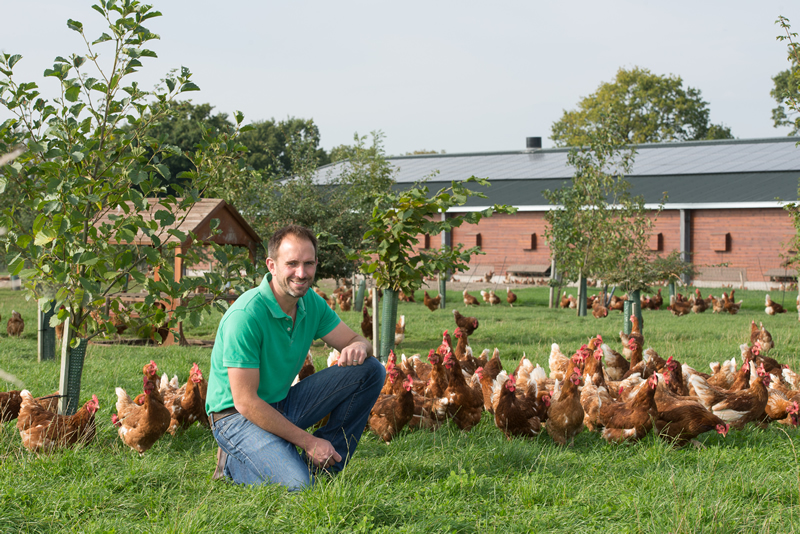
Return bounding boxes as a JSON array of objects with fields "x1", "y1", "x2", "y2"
[{"x1": 1, "y1": 284, "x2": 800, "y2": 533}]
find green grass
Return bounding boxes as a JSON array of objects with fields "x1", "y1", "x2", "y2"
[{"x1": 2, "y1": 285, "x2": 800, "y2": 533}]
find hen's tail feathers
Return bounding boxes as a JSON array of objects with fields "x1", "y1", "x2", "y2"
[{"x1": 688, "y1": 375, "x2": 714, "y2": 410}]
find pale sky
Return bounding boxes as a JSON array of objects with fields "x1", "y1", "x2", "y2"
[{"x1": 2, "y1": 1, "x2": 799, "y2": 156}]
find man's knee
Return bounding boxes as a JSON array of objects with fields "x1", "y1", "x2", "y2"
[{"x1": 363, "y1": 356, "x2": 386, "y2": 388}]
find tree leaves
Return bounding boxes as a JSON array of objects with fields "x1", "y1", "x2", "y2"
[
  {"x1": 0, "y1": 0, "x2": 263, "y2": 341},
  {"x1": 7, "y1": 55, "x2": 22, "y2": 69},
  {"x1": 67, "y1": 19, "x2": 84, "y2": 33},
  {"x1": 551, "y1": 67, "x2": 733, "y2": 147},
  {"x1": 351, "y1": 178, "x2": 514, "y2": 295},
  {"x1": 544, "y1": 128, "x2": 688, "y2": 294}
]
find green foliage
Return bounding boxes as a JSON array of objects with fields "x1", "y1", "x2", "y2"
[
  {"x1": 141, "y1": 99, "x2": 234, "y2": 191},
  {"x1": 140, "y1": 100, "x2": 329, "y2": 191},
  {"x1": 239, "y1": 117, "x2": 330, "y2": 177},
  {"x1": 215, "y1": 131, "x2": 396, "y2": 282},
  {"x1": 773, "y1": 17, "x2": 800, "y2": 136},
  {"x1": 0, "y1": 1, "x2": 262, "y2": 342},
  {"x1": 550, "y1": 66, "x2": 733, "y2": 147},
  {"x1": 352, "y1": 177, "x2": 516, "y2": 294}
]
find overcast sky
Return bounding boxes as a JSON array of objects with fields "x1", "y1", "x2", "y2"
[{"x1": 3, "y1": 1, "x2": 799, "y2": 156}]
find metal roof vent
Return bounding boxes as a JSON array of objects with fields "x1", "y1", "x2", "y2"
[{"x1": 526, "y1": 137, "x2": 542, "y2": 149}]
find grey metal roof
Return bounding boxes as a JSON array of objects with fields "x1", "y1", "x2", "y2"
[
  {"x1": 316, "y1": 136, "x2": 800, "y2": 208},
  {"x1": 418, "y1": 171, "x2": 799, "y2": 210}
]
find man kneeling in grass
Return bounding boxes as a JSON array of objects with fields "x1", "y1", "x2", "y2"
[{"x1": 206, "y1": 225, "x2": 384, "y2": 490}]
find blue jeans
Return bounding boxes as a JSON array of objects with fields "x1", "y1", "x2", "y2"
[{"x1": 210, "y1": 357, "x2": 385, "y2": 490}]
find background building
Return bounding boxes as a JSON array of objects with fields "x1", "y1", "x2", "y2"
[{"x1": 319, "y1": 136, "x2": 800, "y2": 289}]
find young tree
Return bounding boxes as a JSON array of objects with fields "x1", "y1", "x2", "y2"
[
  {"x1": 351, "y1": 177, "x2": 516, "y2": 359},
  {"x1": 544, "y1": 119, "x2": 690, "y2": 327},
  {"x1": 776, "y1": 17, "x2": 800, "y2": 301},
  {"x1": 773, "y1": 17, "x2": 800, "y2": 136},
  {"x1": 545, "y1": 122, "x2": 638, "y2": 315},
  {"x1": 0, "y1": 1, "x2": 260, "y2": 413},
  {"x1": 551, "y1": 67, "x2": 733, "y2": 147}
]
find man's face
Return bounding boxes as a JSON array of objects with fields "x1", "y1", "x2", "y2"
[{"x1": 268, "y1": 236, "x2": 317, "y2": 299}]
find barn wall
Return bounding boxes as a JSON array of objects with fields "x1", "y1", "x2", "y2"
[
  {"x1": 649, "y1": 210, "x2": 682, "y2": 254},
  {"x1": 428, "y1": 207, "x2": 795, "y2": 284},
  {"x1": 690, "y1": 208, "x2": 795, "y2": 282},
  {"x1": 450, "y1": 212, "x2": 551, "y2": 272}
]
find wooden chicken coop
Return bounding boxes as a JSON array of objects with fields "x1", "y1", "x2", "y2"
[{"x1": 93, "y1": 198, "x2": 262, "y2": 345}]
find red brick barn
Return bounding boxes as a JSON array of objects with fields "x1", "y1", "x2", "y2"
[{"x1": 320, "y1": 137, "x2": 800, "y2": 289}]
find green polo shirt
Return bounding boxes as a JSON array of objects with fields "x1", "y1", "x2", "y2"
[{"x1": 205, "y1": 273, "x2": 341, "y2": 414}]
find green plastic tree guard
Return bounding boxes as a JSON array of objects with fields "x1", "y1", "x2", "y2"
[
  {"x1": 577, "y1": 276, "x2": 588, "y2": 317},
  {"x1": 438, "y1": 275, "x2": 446, "y2": 309},
  {"x1": 354, "y1": 278, "x2": 366, "y2": 313},
  {"x1": 38, "y1": 301, "x2": 57, "y2": 362},
  {"x1": 379, "y1": 288, "x2": 399, "y2": 362},
  {"x1": 624, "y1": 290, "x2": 643, "y2": 335},
  {"x1": 58, "y1": 336, "x2": 87, "y2": 415}
]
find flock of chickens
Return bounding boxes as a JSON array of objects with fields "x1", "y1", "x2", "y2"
[
  {"x1": 0, "y1": 360, "x2": 209, "y2": 455},
  {"x1": 559, "y1": 287, "x2": 795, "y2": 320},
  {"x1": 0, "y1": 303, "x2": 173, "y2": 344},
  {"x1": 314, "y1": 277, "x2": 519, "y2": 315},
  {"x1": 359, "y1": 313, "x2": 800, "y2": 448},
  {"x1": 422, "y1": 287, "x2": 518, "y2": 311},
  {"x1": 3, "y1": 281, "x2": 799, "y2": 459}
]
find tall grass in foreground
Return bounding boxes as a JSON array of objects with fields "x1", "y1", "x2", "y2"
[{"x1": 1, "y1": 286, "x2": 800, "y2": 533}]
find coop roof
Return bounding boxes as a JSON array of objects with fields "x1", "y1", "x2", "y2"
[
  {"x1": 315, "y1": 136, "x2": 800, "y2": 211},
  {"x1": 93, "y1": 198, "x2": 262, "y2": 247}
]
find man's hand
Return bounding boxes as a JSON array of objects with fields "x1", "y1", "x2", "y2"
[
  {"x1": 337, "y1": 340, "x2": 370, "y2": 367},
  {"x1": 321, "y1": 322, "x2": 373, "y2": 366},
  {"x1": 304, "y1": 435, "x2": 342, "y2": 468}
]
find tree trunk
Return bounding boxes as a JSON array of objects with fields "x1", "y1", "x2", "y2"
[
  {"x1": 438, "y1": 274, "x2": 447, "y2": 309},
  {"x1": 379, "y1": 288, "x2": 399, "y2": 362},
  {"x1": 548, "y1": 260, "x2": 557, "y2": 309},
  {"x1": 38, "y1": 301, "x2": 57, "y2": 363},
  {"x1": 604, "y1": 285, "x2": 616, "y2": 308}
]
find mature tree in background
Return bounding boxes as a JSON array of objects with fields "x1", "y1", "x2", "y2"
[
  {"x1": 145, "y1": 103, "x2": 329, "y2": 184},
  {"x1": 551, "y1": 67, "x2": 733, "y2": 147},
  {"x1": 238, "y1": 117, "x2": 330, "y2": 178},
  {"x1": 143, "y1": 99, "x2": 233, "y2": 193}
]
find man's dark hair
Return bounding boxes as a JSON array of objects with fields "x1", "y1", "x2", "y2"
[{"x1": 268, "y1": 225, "x2": 318, "y2": 260}]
